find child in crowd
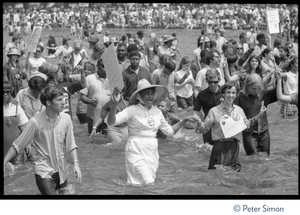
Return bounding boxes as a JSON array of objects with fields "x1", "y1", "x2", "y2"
[{"x1": 156, "y1": 98, "x2": 181, "y2": 139}]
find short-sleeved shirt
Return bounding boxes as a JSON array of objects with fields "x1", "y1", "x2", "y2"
[
  {"x1": 194, "y1": 87, "x2": 223, "y2": 117},
  {"x1": 152, "y1": 70, "x2": 176, "y2": 104},
  {"x1": 3, "y1": 103, "x2": 28, "y2": 126},
  {"x1": 118, "y1": 58, "x2": 131, "y2": 73},
  {"x1": 156, "y1": 112, "x2": 181, "y2": 138},
  {"x1": 157, "y1": 44, "x2": 172, "y2": 57},
  {"x1": 12, "y1": 111, "x2": 78, "y2": 184},
  {"x1": 252, "y1": 44, "x2": 267, "y2": 56},
  {"x1": 28, "y1": 57, "x2": 47, "y2": 80},
  {"x1": 15, "y1": 88, "x2": 45, "y2": 119},
  {"x1": 80, "y1": 73, "x2": 111, "y2": 120},
  {"x1": 175, "y1": 70, "x2": 194, "y2": 98},
  {"x1": 203, "y1": 103, "x2": 247, "y2": 141},
  {"x1": 195, "y1": 66, "x2": 225, "y2": 92},
  {"x1": 122, "y1": 66, "x2": 151, "y2": 101}
]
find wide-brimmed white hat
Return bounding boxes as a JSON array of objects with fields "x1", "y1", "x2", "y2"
[
  {"x1": 128, "y1": 79, "x2": 168, "y2": 106},
  {"x1": 7, "y1": 47, "x2": 21, "y2": 57},
  {"x1": 161, "y1": 35, "x2": 175, "y2": 43}
]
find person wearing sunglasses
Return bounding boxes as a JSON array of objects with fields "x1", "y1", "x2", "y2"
[
  {"x1": 193, "y1": 68, "x2": 223, "y2": 145},
  {"x1": 194, "y1": 50, "x2": 226, "y2": 99},
  {"x1": 196, "y1": 80, "x2": 267, "y2": 171},
  {"x1": 26, "y1": 44, "x2": 47, "y2": 81}
]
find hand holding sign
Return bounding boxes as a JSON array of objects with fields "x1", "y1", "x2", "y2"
[{"x1": 101, "y1": 44, "x2": 124, "y2": 94}]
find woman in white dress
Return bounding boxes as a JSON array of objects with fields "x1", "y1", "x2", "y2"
[{"x1": 108, "y1": 79, "x2": 198, "y2": 185}]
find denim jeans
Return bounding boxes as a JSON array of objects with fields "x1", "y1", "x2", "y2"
[
  {"x1": 242, "y1": 130, "x2": 271, "y2": 156},
  {"x1": 35, "y1": 173, "x2": 68, "y2": 195}
]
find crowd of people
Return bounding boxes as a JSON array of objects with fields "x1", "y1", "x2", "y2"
[
  {"x1": 3, "y1": 3, "x2": 299, "y2": 195},
  {"x1": 3, "y1": 3, "x2": 298, "y2": 35}
]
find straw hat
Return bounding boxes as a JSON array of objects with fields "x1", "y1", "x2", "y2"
[
  {"x1": 128, "y1": 79, "x2": 168, "y2": 106},
  {"x1": 161, "y1": 35, "x2": 175, "y2": 43},
  {"x1": 7, "y1": 47, "x2": 21, "y2": 57}
]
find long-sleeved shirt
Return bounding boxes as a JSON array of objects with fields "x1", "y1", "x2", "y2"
[{"x1": 12, "y1": 111, "x2": 78, "y2": 184}]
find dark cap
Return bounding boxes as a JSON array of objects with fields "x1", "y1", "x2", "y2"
[
  {"x1": 127, "y1": 44, "x2": 139, "y2": 54},
  {"x1": 129, "y1": 50, "x2": 141, "y2": 58},
  {"x1": 93, "y1": 42, "x2": 105, "y2": 53}
]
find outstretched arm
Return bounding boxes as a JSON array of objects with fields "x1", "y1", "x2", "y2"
[{"x1": 276, "y1": 74, "x2": 292, "y2": 103}]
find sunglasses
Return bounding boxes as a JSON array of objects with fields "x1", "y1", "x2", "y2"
[
  {"x1": 3, "y1": 90, "x2": 11, "y2": 95},
  {"x1": 207, "y1": 80, "x2": 219, "y2": 85},
  {"x1": 35, "y1": 50, "x2": 42, "y2": 53},
  {"x1": 237, "y1": 47, "x2": 243, "y2": 50}
]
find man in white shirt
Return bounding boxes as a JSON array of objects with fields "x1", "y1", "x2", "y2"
[
  {"x1": 252, "y1": 33, "x2": 267, "y2": 56},
  {"x1": 214, "y1": 28, "x2": 227, "y2": 55},
  {"x1": 80, "y1": 59, "x2": 111, "y2": 135},
  {"x1": 238, "y1": 32, "x2": 249, "y2": 55},
  {"x1": 194, "y1": 50, "x2": 225, "y2": 98},
  {"x1": 246, "y1": 27, "x2": 257, "y2": 46}
]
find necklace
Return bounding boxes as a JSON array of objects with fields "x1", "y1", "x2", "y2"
[{"x1": 30, "y1": 97, "x2": 43, "y2": 115}]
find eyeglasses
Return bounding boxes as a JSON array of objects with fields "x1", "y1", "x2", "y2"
[
  {"x1": 207, "y1": 80, "x2": 219, "y2": 85},
  {"x1": 237, "y1": 47, "x2": 243, "y2": 50},
  {"x1": 3, "y1": 90, "x2": 11, "y2": 95}
]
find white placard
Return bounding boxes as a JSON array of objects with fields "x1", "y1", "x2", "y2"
[
  {"x1": 101, "y1": 44, "x2": 124, "y2": 93},
  {"x1": 220, "y1": 114, "x2": 247, "y2": 139},
  {"x1": 25, "y1": 26, "x2": 42, "y2": 53},
  {"x1": 267, "y1": 10, "x2": 280, "y2": 34}
]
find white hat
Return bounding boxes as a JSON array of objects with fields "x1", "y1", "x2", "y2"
[
  {"x1": 161, "y1": 35, "x2": 175, "y2": 43},
  {"x1": 128, "y1": 79, "x2": 168, "y2": 106}
]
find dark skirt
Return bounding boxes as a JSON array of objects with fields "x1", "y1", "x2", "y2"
[{"x1": 208, "y1": 138, "x2": 241, "y2": 171}]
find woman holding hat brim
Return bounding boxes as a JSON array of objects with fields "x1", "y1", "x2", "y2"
[
  {"x1": 3, "y1": 47, "x2": 27, "y2": 97},
  {"x1": 108, "y1": 79, "x2": 199, "y2": 185}
]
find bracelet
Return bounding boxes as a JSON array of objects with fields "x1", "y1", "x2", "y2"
[
  {"x1": 73, "y1": 160, "x2": 79, "y2": 164},
  {"x1": 92, "y1": 126, "x2": 97, "y2": 129}
]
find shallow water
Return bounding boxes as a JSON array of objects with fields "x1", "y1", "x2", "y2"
[
  {"x1": 3, "y1": 103, "x2": 298, "y2": 196},
  {"x1": 2, "y1": 27, "x2": 298, "y2": 196}
]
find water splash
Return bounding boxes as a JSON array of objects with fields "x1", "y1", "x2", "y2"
[{"x1": 60, "y1": 184, "x2": 76, "y2": 195}]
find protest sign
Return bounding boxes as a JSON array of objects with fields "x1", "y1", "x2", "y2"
[
  {"x1": 101, "y1": 44, "x2": 124, "y2": 93},
  {"x1": 220, "y1": 114, "x2": 247, "y2": 139},
  {"x1": 26, "y1": 26, "x2": 42, "y2": 53},
  {"x1": 267, "y1": 10, "x2": 280, "y2": 34}
]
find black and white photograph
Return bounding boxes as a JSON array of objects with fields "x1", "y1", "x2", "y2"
[{"x1": 2, "y1": 2, "x2": 298, "y2": 198}]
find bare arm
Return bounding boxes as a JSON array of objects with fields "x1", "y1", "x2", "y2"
[
  {"x1": 223, "y1": 61, "x2": 240, "y2": 82},
  {"x1": 276, "y1": 75, "x2": 292, "y2": 103},
  {"x1": 69, "y1": 148, "x2": 82, "y2": 183}
]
